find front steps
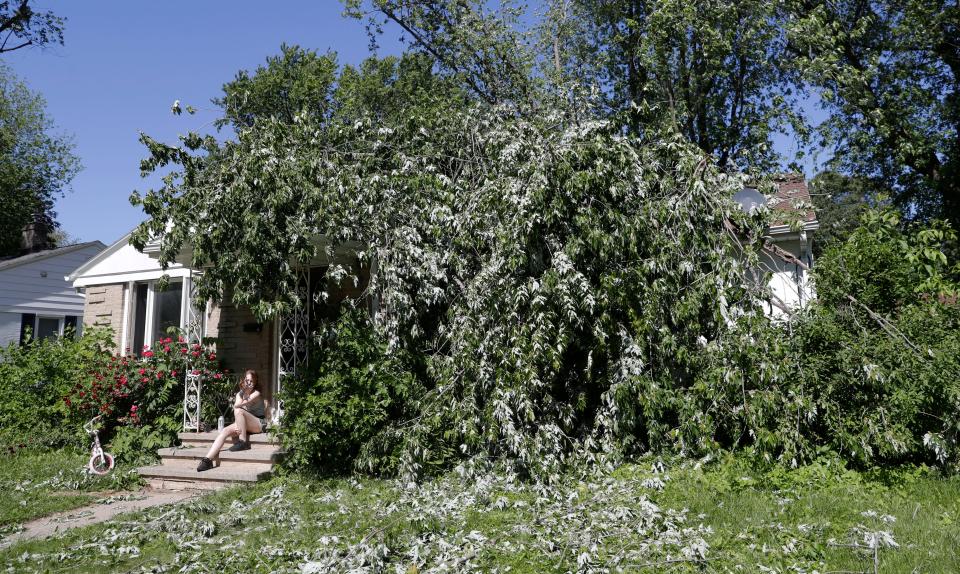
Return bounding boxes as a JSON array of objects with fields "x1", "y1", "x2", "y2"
[{"x1": 138, "y1": 431, "x2": 284, "y2": 491}]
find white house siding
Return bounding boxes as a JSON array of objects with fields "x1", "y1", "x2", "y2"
[
  {"x1": 761, "y1": 236, "x2": 815, "y2": 318},
  {"x1": 69, "y1": 238, "x2": 188, "y2": 288},
  {"x1": 0, "y1": 243, "x2": 105, "y2": 346}
]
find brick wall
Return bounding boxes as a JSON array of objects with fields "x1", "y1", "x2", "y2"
[
  {"x1": 202, "y1": 262, "x2": 371, "y2": 410},
  {"x1": 82, "y1": 283, "x2": 125, "y2": 350},
  {"x1": 207, "y1": 300, "x2": 274, "y2": 405}
]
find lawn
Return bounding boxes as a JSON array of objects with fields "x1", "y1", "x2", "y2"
[
  {"x1": 1, "y1": 454, "x2": 957, "y2": 573},
  {"x1": 0, "y1": 449, "x2": 142, "y2": 539}
]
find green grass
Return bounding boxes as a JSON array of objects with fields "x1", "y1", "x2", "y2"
[
  {"x1": 0, "y1": 449, "x2": 143, "y2": 532},
  {"x1": 1, "y1": 456, "x2": 958, "y2": 573}
]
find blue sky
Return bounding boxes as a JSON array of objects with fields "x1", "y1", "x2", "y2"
[
  {"x1": 7, "y1": 1, "x2": 403, "y2": 246},
  {"x1": 8, "y1": 2, "x2": 822, "y2": 247}
]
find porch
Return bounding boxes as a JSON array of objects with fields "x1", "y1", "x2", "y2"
[{"x1": 138, "y1": 262, "x2": 371, "y2": 489}]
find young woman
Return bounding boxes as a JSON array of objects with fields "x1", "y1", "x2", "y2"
[{"x1": 197, "y1": 369, "x2": 269, "y2": 472}]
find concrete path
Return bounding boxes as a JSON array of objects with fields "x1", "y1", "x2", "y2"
[{"x1": 0, "y1": 488, "x2": 201, "y2": 549}]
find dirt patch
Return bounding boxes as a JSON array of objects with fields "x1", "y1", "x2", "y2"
[{"x1": 0, "y1": 487, "x2": 200, "y2": 549}]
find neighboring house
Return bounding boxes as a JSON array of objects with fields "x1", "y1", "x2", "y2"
[
  {"x1": 735, "y1": 174, "x2": 819, "y2": 317},
  {"x1": 67, "y1": 230, "x2": 369, "y2": 425},
  {"x1": 0, "y1": 241, "x2": 106, "y2": 347}
]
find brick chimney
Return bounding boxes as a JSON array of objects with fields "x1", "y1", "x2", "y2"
[{"x1": 21, "y1": 218, "x2": 53, "y2": 254}]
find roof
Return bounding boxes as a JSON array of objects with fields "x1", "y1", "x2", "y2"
[
  {"x1": 768, "y1": 173, "x2": 818, "y2": 230},
  {"x1": 0, "y1": 241, "x2": 106, "y2": 272}
]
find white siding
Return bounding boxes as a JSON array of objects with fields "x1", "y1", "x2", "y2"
[
  {"x1": 71, "y1": 240, "x2": 187, "y2": 288},
  {"x1": 761, "y1": 236, "x2": 815, "y2": 318},
  {"x1": 0, "y1": 244, "x2": 104, "y2": 316},
  {"x1": 0, "y1": 311, "x2": 20, "y2": 348}
]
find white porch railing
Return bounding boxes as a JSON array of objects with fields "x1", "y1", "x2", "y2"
[{"x1": 182, "y1": 270, "x2": 205, "y2": 431}]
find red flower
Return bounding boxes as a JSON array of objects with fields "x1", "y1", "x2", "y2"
[
  {"x1": 79, "y1": 391, "x2": 86, "y2": 398},
  {"x1": 156, "y1": 371, "x2": 164, "y2": 379},
  {"x1": 181, "y1": 348, "x2": 188, "y2": 354},
  {"x1": 171, "y1": 370, "x2": 178, "y2": 377},
  {"x1": 143, "y1": 350, "x2": 154, "y2": 358},
  {"x1": 64, "y1": 398, "x2": 71, "y2": 407},
  {"x1": 141, "y1": 376, "x2": 148, "y2": 383},
  {"x1": 177, "y1": 336, "x2": 185, "y2": 343},
  {"x1": 131, "y1": 405, "x2": 138, "y2": 412},
  {"x1": 214, "y1": 373, "x2": 222, "y2": 380},
  {"x1": 139, "y1": 368, "x2": 146, "y2": 375},
  {"x1": 208, "y1": 353, "x2": 216, "y2": 360},
  {"x1": 164, "y1": 345, "x2": 171, "y2": 353}
]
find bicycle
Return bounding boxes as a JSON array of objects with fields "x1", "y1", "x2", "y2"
[{"x1": 84, "y1": 415, "x2": 114, "y2": 475}]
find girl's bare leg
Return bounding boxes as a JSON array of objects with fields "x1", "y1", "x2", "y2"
[
  {"x1": 204, "y1": 424, "x2": 238, "y2": 460},
  {"x1": 233, "y1": 408, "x2": 262, "y2": 442},
  {"x1": 234, "y1": 407, "x2": 248, "y2": 442}
]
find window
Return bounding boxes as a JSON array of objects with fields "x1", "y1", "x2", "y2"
[
  {"x1": 153, "y1": 281, "x2": 183, "y2": 342},
  {"x1": 35, "y1": 317, "x2": 61, "y2": 341},
  {"x1": 128, "y1": 279, "x2": 185, "y2": 354},
  {"x1": 19, "y1": 314, "x2": 77, "y2": 344}
]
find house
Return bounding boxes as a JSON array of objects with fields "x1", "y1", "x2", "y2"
[
  {"x1": 66, "y1": 230, "x2": 370, "y2": 427},
  {"x1": 70, "y1": 174, "x2": 817, "y2": 417},
  {"x1": 68, "y1": 176, "x2": 816, "y2": 488},
  {"x1": 0, "y1": 236, "x2": 106, "y2": 347},
  {"x1": 735, "y1": 173, "x2": 819, "y2": 316}
]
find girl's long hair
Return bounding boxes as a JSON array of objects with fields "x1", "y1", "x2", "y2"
[{"x1": 240, "y1": 369, "x2": 261, "y2": 394}]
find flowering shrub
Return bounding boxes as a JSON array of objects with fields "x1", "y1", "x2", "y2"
[{"x1": 65, "y1": 335, "x2": 232, "y2": 461}]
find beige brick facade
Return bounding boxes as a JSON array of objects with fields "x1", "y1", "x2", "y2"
[
  {"x1": 206, "y1": 300, "x2": 275, "y2": 404},
  {"x1": 77, "y1": 260, "x2": 372, "y2": 410},
  {"x1": 82, "y1": 283, "x2": 125, "y2": 350}
]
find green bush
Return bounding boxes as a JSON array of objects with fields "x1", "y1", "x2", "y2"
[
  {"x1": 279, "y1": 308, "x2": 425, "y2": 475},
  {"x1": 599, "y1": 205, "x2": 960, "y2": 471},
  {"x1": 0, "y1": 327, "x2": 114, "y2": 451}
]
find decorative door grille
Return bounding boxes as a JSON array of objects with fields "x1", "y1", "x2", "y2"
[{"x1": 275, "y1": 266, "x2": 310, "y2": 424}]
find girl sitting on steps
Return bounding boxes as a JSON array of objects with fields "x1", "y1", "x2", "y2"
[{"x1": 197, "y1": 369, "x2": 268, "y2": 472}]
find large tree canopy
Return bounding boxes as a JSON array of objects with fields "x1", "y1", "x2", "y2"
[
  {"x1": 787, "y1": 0, "x2": 959, "y2": 223},
  {"x1": 134, "y1": 48, "x2": 792, "y2": 477},
  {"x1": 0, "y1": 64, "x2": 79, "y2": 256},
  {"x1": 347, "y1": 0, "x2": 805, "y2": 172},
  {"x1": 133, "y1": 9, "x2": 960, "y2": 478}
]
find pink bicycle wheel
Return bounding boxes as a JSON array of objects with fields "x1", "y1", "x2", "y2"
[{"x1": 89, "y1": 453, "x2": 114, "y2": 475}]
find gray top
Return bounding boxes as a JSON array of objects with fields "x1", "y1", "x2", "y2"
[{"x1": 239, "y1": 392, "x2": 265, "y2": 419}]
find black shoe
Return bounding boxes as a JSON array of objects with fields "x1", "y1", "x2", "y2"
[
  {"x1": 197, "y1": 457, "x2": 215, "y2": 472},
  {"x1": 228, "y1": 439, "x2": 250, "y2": 452}
]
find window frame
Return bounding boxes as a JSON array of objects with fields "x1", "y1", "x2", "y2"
[
  {"x1": 34, "y1": 315, "x2": 63, "y2": 341},
  {"x1": 128, "y1": 278, "x2": 187, "y2": 353}
]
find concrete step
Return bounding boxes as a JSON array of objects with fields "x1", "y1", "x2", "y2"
[
  {"x1": 157, "y1": 445, "x2": 284, "y2": 464},
  {"x1": 177, "y1": 431, "x2": 280, "y2": 448},
  {"x1": 138, "y1": 459, "x2": 274, "y2": 487}
]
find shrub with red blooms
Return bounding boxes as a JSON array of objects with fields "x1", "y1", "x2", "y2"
[{"x1": 65, "y1": 336, "x2": 233, "y2": 461}]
